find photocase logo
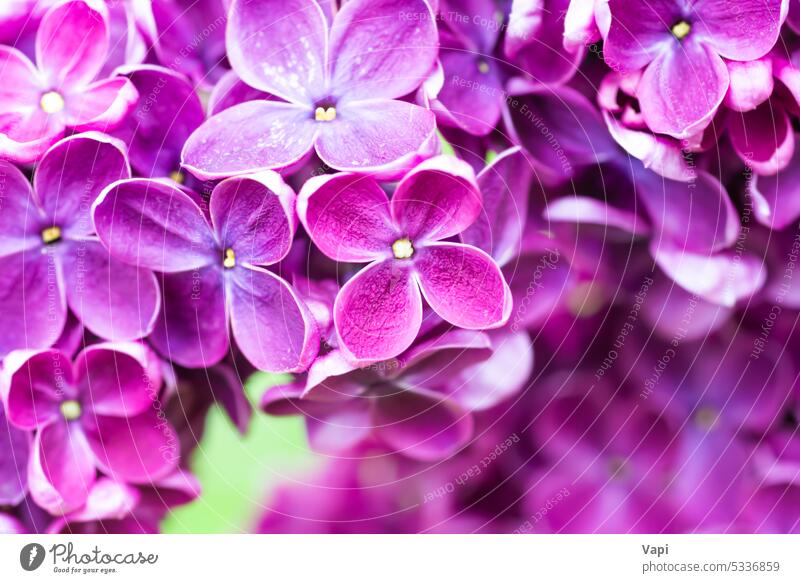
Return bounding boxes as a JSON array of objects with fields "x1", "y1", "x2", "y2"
[{"x1": 20, "y1": 543, "x2": 46, "y2": 571}]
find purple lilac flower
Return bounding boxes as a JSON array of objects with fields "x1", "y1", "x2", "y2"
[
  {"x1": 92, "y1": 172, "x2": 319, "y2": 371},
  {"x1": 0, "y1": 403, "x2": 29, "y2": 508},
  {"x1": 181, "y1": 0, "x2": 439, "y2": 179},
  {"x1": 603, "y1": 0, "x2": 785, "y2": 138},
  {"x1": 1, "y1": 342, "x2": 178, "y2": 514},
  {"x1": 0, "y1": 133, "x2": 159, "y2": 357},
  {"x1": 0, "y1": 0, "x2": 138, "y2": 162},
  {"x1": 298, "y1": 155, "x2": 511, "y2": 361}
]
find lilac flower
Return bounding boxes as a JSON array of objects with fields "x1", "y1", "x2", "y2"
[
  {"x1": 262, "y1": 328, "x2": 532, "y2": 460},
  {"x1": 0, "y1": 0, "x2": 138, "y2": 163},
  {"x1": 603, "y1": 0, "x2": 785, "y2": 138},
  {"x1": 0, "y1": 134, "x2": 159, "y2": 357},
  {"x1": 0, "y1": 403, "x2": 29, "y2": 507},
  {"x1": 298, "y1": 156, "x2": 511, "y2": 362},
  {"x1": 1, "y1": 343, "x2": 178, "y2": 514},
  {"x1": 92, "y1": 172, "x2": 319, "y2": 371},
  {"x1": 181, "y1": 0, "x2": 439, "y2": 179}
]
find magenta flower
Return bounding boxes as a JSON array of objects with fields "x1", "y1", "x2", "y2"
[
  {"x1": 182, "y1": 0, "x2": 439, "y2": 179},
  {"x1": 0, "y1": 134, "x2": 159, "y2": 357},
  {"x1": 604, "y1": 0, "x2": 785, "y2": 138},
  {"x1": 92, "y1": 172, "x2": 318, "y2": 371},
  {"x1": 0, "y1": 0, "x2": 138, "y2": 163},
  {"x1": 0, "y1": 404, "x2": 29, "y2": 507},
  {"x1": 298, "y1": 156, "x2": 511, "y2": 362},
  {"x1": 1, "y1": 343, "x2": 178, "y2": 514}
]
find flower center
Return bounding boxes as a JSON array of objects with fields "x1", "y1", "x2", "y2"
[
  {"x1": 694, "y1": 406, "x2": 718, "y2": 429},
  {"x1": 608, "y1": 456, "x2": 628, "y2": 480},
  {"x1": 60, "y1": 399, "x2": 81, "y2": 421},
  {"x1": 223, "y1": 248, "x2": 236, "y2": 268},
  {"x1": 314, "y1": 106, "x2": 337, "y2": 122},
  {"x1": 671, "y1": 20, "x2": 691, "y2": 40},
  {"x1": 40, "y1": 91, "x2": 65, "y2": 114},
  {"x1": 392, "y1": 238, "x2": 414, "y2": 260},
  {"x1": 477, "y1": 60, "x2": 490, "y2": 74},
  {"x1": 169, "y1": 170, "x2": 185, "y2": 184},
  {"x1": 566, "y1": 281, "x2": 603, "y2": 318},
  {"x1": 41, "y1": 226, "x2": 62, "y2": 245}
]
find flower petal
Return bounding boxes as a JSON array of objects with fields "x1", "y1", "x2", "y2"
[
  {"x1": 63, "y1": 76, "x2": 138, "y2": 132},
  {"x1": 328, "y1": 0, "x2": 438, "y2": 100},
  {"x1": 210, "y1": 172, "x2": 297, "y2": 267},
  {"x1": 73, "y1": 342, "x2": 160, "y2": 418},
  {"x1": 149, "y1": 267, "x2": 229, "y2": 368},
  {"x1": 390, "y1": 155, "x2": 481, "y2": 242},
  {"x1": 229, "y1": 265, "x2": 318, "y2": 373},
  {"x1": 36, "y1": 0, "x2": 109, "y2": 90},
  {"x1": 693, "y1": 0, "x2": 784, "y2": 61},
  {"x1": 314, "y1": 98, "x2": 436, "y2": 175},
  {"x1": 29, "y1": 419, "x2": 95, "y2": 514},
  {"x1": 297, "y1": 172, "x2": 396, "y2": 262},
  {"x1": 728, "y1": 101, "x2": 794, "y2": 176},
  {"x1": 226, "y1": 0, "x2": 328, "y2": 104},
  {"x1": 0, "y1": 250, "x2": 67, "y2": 358},
  {"x1": 83, "y1": 411, "x2": 178, "y2": 483},
  {"x1": 62, "y1": 239, "x2": 160, "y2": 341},
  {"x1": 0, "y1": 160, "x2": 41, "y2": 256},
  {"x1": 92, "y1": 178, "x2": 216, "y2": 273},
  {"x1": 2, "y1": 349, "x2": 72, "y2": 430},
  {"x1": 0, "y1": 406, "x2": 29, "y2": 505},
  {"x1": 461, "y1": 147, "x2": 533, "y2": 265},
  {"x1": 415, "y1": 242, "x2": 511, "y2": 330},
  {"x1": 334, "y1": 259, "x2": 423, "y2": 362},
  {"x1": 305, "y1": 399, "x2": 373, "y2": 455},
  {"x1": 752, "y1": 148, "x2": 800, "y2": 230},
  {"x1": 604, "y1": 0, "x2": 676, "y2": 72},
  {"x1": 638, "y1": 39, "x2": 729, "y2": 139},
  {"x1": 372, "y1": 388, "x2": 473, "y2": 461},
  {"x1": 34, "y1": 133, "x2": 130, "y2": 239},
  {"x1": 181, "y1": 100, "x2": 317, "y2": 180}
]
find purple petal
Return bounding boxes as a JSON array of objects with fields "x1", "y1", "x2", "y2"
[
  {"x1": 36, "y1": 0, "x2": 109, "y2": 90},
  {"x1": 638, "y1": 39, "x2": 729, "y2": 139},
  {"x1": 415, "y1": 242, "x2": 511, "y2": 330},
  {"x1": 208, "y1": 69, "x2": 274, "y2": 115},
  {"x1": 181, "y1": 100, "x2": 317, "y2": 179},
  {"x1": 693, "y1": 0, "x2": 784, "y2": 61},
  {"x1": 0, "y1": 250, "x2": 67, "y2": 357},
  {"x1": 229, "y1": 265, "x2": 318, "y2": 373},
  {"x1": 328, "y1": 0, "x2": 438, "y2": 100},
  {"x1": 604, "y1": 0, "x2": 677, "y2": 72},
  {"x1": 314, "y1": 98, "x2": 436, "y2": 175},
  {"x1": 390, "y1": 155, "x2": 481, "y2": 242},
  {"x1": 62, "y1": 240, "x2": 160, "y2": 341},
  {"x1": 305, "y1": 399, "x2": 373, "y2": 455},
  {"x1": 150, "y1": 267, "x2": 230, "y2": 368},
  {"x1": 0, "y1": 406, "x2": 30, "y2": 505},
  {"x1": 2, "y1": 349, "x2": 74, "y2": 430},
  {"x1": 0, "y1": 160, "x2": 41, "y2": 256},
  {"x1": 29, "y1": 419, "x2": 95, "y2": 514},
  {"x1": 112, "y1": 66, "x2": 205, "y2": 177},
  {"x1": 226, "y1": 0, "x2": 327, "y2": 104},
  {"x1": 73, "y1": 343, "x2": 160, "y2": 418},
  {"x1": 83, "y1": 411, "x2": 178, "y2": 483},
  {"x1": 372, "y1": 388, "x2": 473, "y2": 461},
  {"x1": 92, "y1": 179, "x2": 217, "y2": 272},
  {"x1": 210, "y1": 172, "x2": 297, "y2": 266},
  {"x1": 461, "y1": 147, "x2": 533, "y2": 265},
  {"x1": 54, "y1": 478, "x2": 140, "y2": 530},
  {"x1": 728, "y1": 101, "x2": 794, "y2": 176},
  {"x1": 63, "y1": 77, "x2": 138, "y2": 131},
  {"x1": 545, "y1": 195, "x2": 651, "y2": 236},
  {"x1": 724, "y1": 59, "x2": 773, "y2": 112},
  {"x1": 297, "y1": 172, "x2": 396, "y2": 262},
  {"x1": 35, "y1": 133, "x2": 130, "y2": 239},
  {"x1": 752, "y1": 148, "x2": 800, "y2": 229},
  {"x1": 334, "y1": 259, "x2": 423, "y2": 362}
]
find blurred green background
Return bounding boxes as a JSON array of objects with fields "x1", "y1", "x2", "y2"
[{"x1": 161, "y1": 373, "x2": 317, "y2": 533}]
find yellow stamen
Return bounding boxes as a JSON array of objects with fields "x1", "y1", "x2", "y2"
[
  {"x1": 41, "y1": 226, "x2": 61, "y2": 245},
  {"x1": 671, "y1": 20, "x2": 691, "y2": 40},
  {"x1": 477, "y1": 60, "x2": 490, "y2": 74},
  {"x1": 314, "y1": 106, "x2": 337, "y2": 122},
  {"x1": 392, "y1": 238, "x2": 414, "y2": 260},
  {"x1": 60, "y1": 400, "x2": 81, "y2": 421},
  {"x1": 169, "y1": 170, "x2": 185, "y2": 184},
  {"x1": 566, "y1": 281, "x2": 604, "y2": 318},
  {"x1": 608, "y1": 457, "x2": 627, "y2": 479},
  {"x1": 40, "y1": 91, "x2": 65, "y2": 114},
  {"x1": 223, "y1": 248, "x2": 236, "y2": 268},
  {"x1": 694, "y1": 406, "x2": 718, "y2": 429}
]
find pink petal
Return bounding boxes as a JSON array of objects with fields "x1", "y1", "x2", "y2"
[
  {"x1": 334, "y1": 259, "x2": 423, "y2": 362},
  {"x1": 2, "y1": 349, "x2": 72, "y2": 430},
  {"x1": 728, "y1": 101, "x2": 794, "y2": 176},
  {"x1": 415, "y1": 242, "x2": 511, "y2": 330},
  {"x1": 63, "y1": 76, "x2": 138, "y2": 131},
  {"x1": 693, "y1": 0, "x2": 785, "y2": 61},
  {"x1": 390, "y1": 155, "x2": 481, "y2": 243}
]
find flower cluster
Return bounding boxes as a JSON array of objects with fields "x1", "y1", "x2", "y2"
[{"x1": 1, "y1": 0, "x2": 800, "y2": 533}]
